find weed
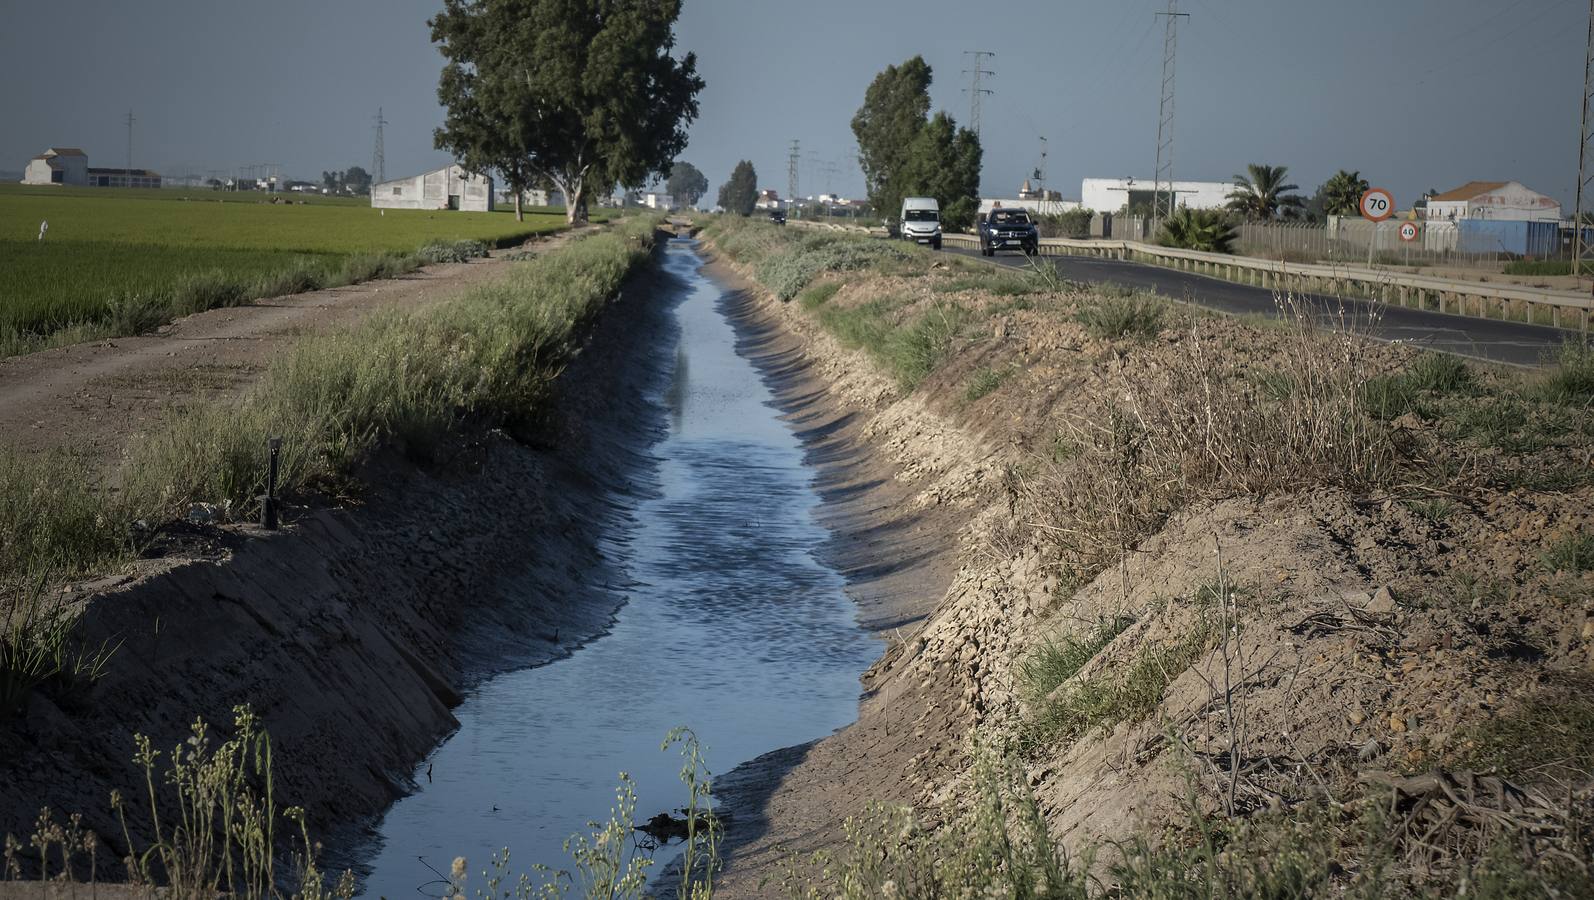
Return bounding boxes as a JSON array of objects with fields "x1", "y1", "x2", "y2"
[
  {"x1": 796, "y1": 281, "x2": 841, "y2": 310},
  {"x1": 1404, "y1": 497, "x2": 1456, "y2": 524},
  {"x1": 1016, "y1": 616, "x2": 1135, "y2": 707},
  {"x1": 1538, "y1": 342, "x2": 1594, "y2": 406},
  {"x1": 965, "y1": 367, "x2": 1008, "y2": 402},
  {"x1": 1075, "y1": 292, "x2": 1165, "y2": 340},
  {"x1": 1542, "y1": 530, "x2": 1594, "y2": 573},
  {"x1": 882, "y1": 303, "x2": 968, "y2": 390},
  {"x1": 1457, "y1": 673, "x2": 1594, "y2": 778},
  {"x1": 0, "y1": 574, "x2": 117, "y2": 718}
]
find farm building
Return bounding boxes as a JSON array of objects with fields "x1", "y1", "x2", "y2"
[
  {"x1": 1422, "y1": 181, "x2": 1561, "y2": 223},
  {"x1": 1081, "y1": 177, "x2": 1231, "y2": 213},
  {"x1": 371, "y1": 164, "x2": 493, "y2": 212},
  {"x1": 21, "y1": 148, "x2": 161, "y2": 188}
]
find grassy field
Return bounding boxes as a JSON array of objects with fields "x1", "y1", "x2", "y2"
[{"x1": 0, "y1": 184, "x2": 600, "y2": 354}]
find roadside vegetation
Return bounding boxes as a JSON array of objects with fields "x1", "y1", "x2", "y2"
[
  {"x1": 0, "y1": 188, "x2": 598, "y2": 356},
  {"x1": 0, "y1": 219, "x2": 658, "y2": 720},
  {"x1": 706, "y1": 215, "x2": 1594, "y2": 897}
]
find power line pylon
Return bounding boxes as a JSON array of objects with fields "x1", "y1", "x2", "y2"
[
  {"x1": 1152, "y1": 1, "x2": 1189, "y2": 235},
  {"x1": 1575, "y1": 0, "x2": 1593, "y2": 288},
  {"x1": 788, "y1": 139, "x2": 800, "y2": 216},
  {"x1": 372, "y1": 107, "x2": 388, "y2": 185},
  {"x1": 962, "y1": 50, "x2": 996, "y2": 139},
  {"x1": 125, "y1": 111, "x2": 135, "y2": 171}
]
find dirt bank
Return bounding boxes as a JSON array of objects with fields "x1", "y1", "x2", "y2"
[
  {"x1": 0, "y1": 238, "x2": 678, "y2": 869},
  {"x1": 701, "y1": 224, "x2": 1594, "y2": 895}
]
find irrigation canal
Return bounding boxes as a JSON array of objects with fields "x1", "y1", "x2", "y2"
[{"x1": 350, "y1": 238, "x2": 878, "y2": 896}]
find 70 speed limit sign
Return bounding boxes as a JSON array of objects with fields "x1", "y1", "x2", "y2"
[{"x1": 1359, "y1": 187, "x2": 1395, "y2": 222}]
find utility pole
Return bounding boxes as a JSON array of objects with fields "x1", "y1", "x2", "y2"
[
  {"x1": 372, "y1": 107, "x2": 387, "y2": 185},
  {"x1": 1575, "y1": 0, "x2": 1593, "y2": 286},
  {"x1": 962, "y1": 50, "x2": 996, "y2": 139},
  {"x1": 788, "y1": 139, "x2": 800, "y2": 217},
  {"x1": 1036, "y1": 135, "x2": 1049, "y2": 206},
  {"x1": 1152, "y1": 1, "x2": 1189, "y2": 236},
  {"x1": 125, "y1": 111, "x2": 135, "y2": 171}
]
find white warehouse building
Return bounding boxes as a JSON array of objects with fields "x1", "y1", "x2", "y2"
[
  {"x1": 371, "y1": 164, "x2": 493, "y2": 212},
  {"x1": 1081, "y1": 177, "x2": 1231, "y2": 213}
]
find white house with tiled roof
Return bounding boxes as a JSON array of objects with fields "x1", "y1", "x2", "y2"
[
  {"x1": 1423, "y1": 181, "x2": 1560, "y2": 222},
  {"x1": 22, "y1": 148, "x2": 89, "y2": 186}
]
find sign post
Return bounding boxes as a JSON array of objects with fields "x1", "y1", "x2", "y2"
[{"x1": 1359, "y1": 187, "x2": 1396, "y2": 267}]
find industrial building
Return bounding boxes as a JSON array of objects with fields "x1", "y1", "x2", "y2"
[
  {"x1": 1080, "y1": 177, "x2": 1231, "y2": 213},
  {"x1": 371, "y1": 164, "x2": 493, "y2": 212},
  {"x1": 1422, "y1": 181, "x2": 1561, "y2": 223},
  {"x1": 21, "y1": 148, "x2": 161, "y2": 188}
]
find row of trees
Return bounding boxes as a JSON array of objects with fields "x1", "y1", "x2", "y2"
[
  {"x1": 1226, "y1": 165, "x2": 1383, "y2": 222},
  {"x1": 320, "y1": 167, "x2": 372, "y2": 195},
  {"x1": 429, "y1": 0, "x2": 704, "y2": 222}
]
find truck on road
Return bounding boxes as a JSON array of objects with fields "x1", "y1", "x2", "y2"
[
  {"x1": 899, "y1": 197, "x2": 942, "y2": 250},
  {"x1": 978, "y1": 206, "x2": 1039, "y2": 257}
]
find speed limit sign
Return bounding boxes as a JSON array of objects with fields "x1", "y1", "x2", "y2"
[
  {"x1": 1398, "y1": 221, "x2": 1419, "y2": 242},
  {"x1": 1360, "y1": 188, "x2": 1395, "y2": 222}
]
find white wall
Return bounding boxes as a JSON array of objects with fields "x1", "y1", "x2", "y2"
[
  {"x1": 979, "y1": 197, "x2": 1081, "y2": 216},
  {"x1": 1081, "y1": 177, "x2": 1231, "y2": 212},
  {"x1": 1425, "y1": 183, "x2": 1561, "y2": 222},
  {"x1": 372, "y1": 165, "x2": 493, "y2": 212},
  {"x1": 22, "y1": 154, "x2": 87, "y2": 186}
]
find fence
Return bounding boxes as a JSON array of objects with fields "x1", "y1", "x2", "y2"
[{"x1": 1234, "y1": 217, "x2": 1574, "y2": 269}]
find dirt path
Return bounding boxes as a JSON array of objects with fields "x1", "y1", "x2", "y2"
[{"x1": 0, "y1": 230, "x2": 594, "y2": 467}]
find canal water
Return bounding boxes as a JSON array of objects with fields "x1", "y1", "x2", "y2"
[{"x1": 353, "y1": 238, "x2": 879, "y2": 897}]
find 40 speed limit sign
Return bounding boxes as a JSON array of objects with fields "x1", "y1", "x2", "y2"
[
  {"x1": 1359, "y1": 187, "x2": 1395, "y2": 222},
  {"x1": 1398, "y1": 221, "x2": 1419, "y2": 242}
]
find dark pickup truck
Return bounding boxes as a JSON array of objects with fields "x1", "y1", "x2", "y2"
[{"x1": 978, "y1": 207, "x2": 1038, "y2": 256}]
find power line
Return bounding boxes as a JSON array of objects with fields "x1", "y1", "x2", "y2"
[
  {"x1": 1152, "y1": 0, "x2": 1189, "y2": 233},
  {"x1": 962, "y1": 50, "x2": 996, "y2": 138},
  {"x1": 372, "y1": 107, "x2": 388, "y2": 185},
  {"x1": 1576, "y1": 0, "x2": 1593, "y2": 284}
]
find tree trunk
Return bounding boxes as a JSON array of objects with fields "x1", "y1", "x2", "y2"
[
  {"x1": 514, "y1": 189, "x2": 524, "y2": 222},
  {"x1": 566, "y1": 184, "x2": 587, "y2": 225}
]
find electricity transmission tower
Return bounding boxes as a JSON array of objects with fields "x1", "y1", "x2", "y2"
[
  {"x1": 372, "y1": 107, "x2": 388, "y2": 185},
  {"x1": 1152, "y1": 1, "x2": 1189, "y2": 234},
  {"x1": 788, "y1": 139, "x2": 800, "y2": 215},
  {"x1": 125, "y1": 111, "x2": 135, "y2": 171},
  {"x1": 1576, "y1": 0, "x2": 1593, "y2": 284},
  {"x1": 962, "y1": 51, "x2": 996, "y2": 139}
]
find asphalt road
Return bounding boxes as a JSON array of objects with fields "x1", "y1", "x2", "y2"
[{"x1": 944, "y1": 245, "x2": 1585, "y2": 367}]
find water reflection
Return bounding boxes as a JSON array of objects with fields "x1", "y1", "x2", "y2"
[{"x1": 352, "y1": 239, "x2": 878, "y2": 897}]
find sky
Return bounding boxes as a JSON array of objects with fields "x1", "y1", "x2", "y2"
[{"x1": 1, "y1": 0, "x2": 1586, "y2": 209}]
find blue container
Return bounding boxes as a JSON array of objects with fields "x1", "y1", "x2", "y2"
[{"x1": 1456, "y1": 220, "x2": 1561, "y2": 257}]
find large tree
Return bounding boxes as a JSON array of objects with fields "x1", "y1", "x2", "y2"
[
  {"x1": 897, "y1": 111, "x2": 982, "y2": 230},
  {"x1": 1226, "y1": 163, "x2": 1305, "y2": 221},
  {"x1": 430, "y1": 0, "x2": 704, "y2": 223},
  {"x1": 851, "y1": 56, "x2": 933, "y2": 219},
  {"x1": 1314, "y1": 169, "x2": 1370, "y2": 218},
  {"x1": 717, "y1": 160, "x2": 758, "y2": 216},
  {"x1": 665, "y1": 161, "x2": 709, "y2": 207}
]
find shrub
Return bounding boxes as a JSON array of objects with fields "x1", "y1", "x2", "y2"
[
  {"x1": 1538, "y1": 342, "x2": 1594, "y2": 405},
  {"x1": 1036, "y1": 208, "x2": 1094, "y2": 239},
  {"x1": 1075, "y1": 292, "x2": 1165, "y2": 340},
  {"x1": 1156, "y1": 208, "x2": 1238, "y2": 254},
  {"x1": 417, "y1": 239, "x2": 489, "y2": 264}
]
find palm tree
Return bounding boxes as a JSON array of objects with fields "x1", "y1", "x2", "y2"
[
  {"x1": 1316, "y1": 169, "x2": 1370, "y2": 218},
  {"x1": 1157, "y1": 208, "x2": 1238, "y2": 254},
  {"x1": 1225, "y1": 164, "x2": 1305, "y2": 221}
]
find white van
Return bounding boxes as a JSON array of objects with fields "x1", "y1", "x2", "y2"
[{"x1": 899, "y1": 197, "x2": 942, "y2": 249}]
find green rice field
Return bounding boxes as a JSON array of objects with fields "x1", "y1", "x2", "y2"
[{"x1": 0, "y1": 184, "x2": 598, "y2": 355}]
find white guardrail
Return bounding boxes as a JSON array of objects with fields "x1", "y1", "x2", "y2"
[{"x1": 789, "y1": 219, "x2": 1593, "y2": 332}]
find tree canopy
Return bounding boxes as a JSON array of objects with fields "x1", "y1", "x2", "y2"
[
  {"x1": 851, "y1": 57, "x2": 982, "y2": 229},
  {"x1": 1226, "y1": 164, "x2": 1305, "y2": 221},
  {"x1": 898, "y1": 112, "x2": 982, "y2": 230},
  {"x1": 430, "y1": 0, "x2": 704, "y2": 222},
  {"x1": 717, "y1": 160, "x2": 758, "y2": 216},
  {"x1": 666, "y1": 161, "x2": 709, "y2": 207},
  {"x1": 1315, "y1": 169, "x2": 1370, "y2": 219}
]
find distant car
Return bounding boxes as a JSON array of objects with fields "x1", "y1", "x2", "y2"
[
  {"x1": 769, "y1": 210, "x2": 787, "y2": 225},
  {"x1": 979, "y1": 207, "x2": 1038, "y2": 257}
]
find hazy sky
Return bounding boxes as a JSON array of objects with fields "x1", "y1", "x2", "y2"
[{"x1": 2, "y1": 0, "x2": 1585, "y2": 208}]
